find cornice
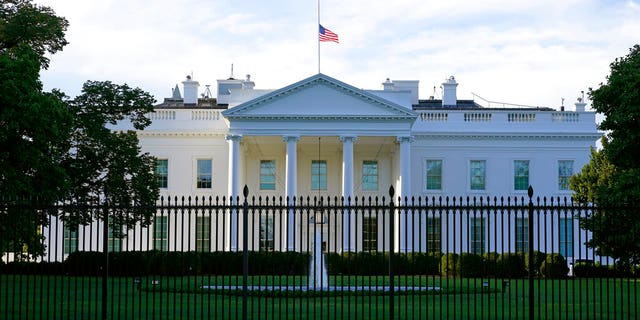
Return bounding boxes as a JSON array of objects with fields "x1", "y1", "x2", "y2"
[
  {"x1": 228, "y1": 114, "x2": 416, "y2": 121},
  {"x1": 137, "y1": 131, "x2": 227, "y2": 137},
  {"x1": 413, "y1": 132, "x2": 602, "y2": 140}
]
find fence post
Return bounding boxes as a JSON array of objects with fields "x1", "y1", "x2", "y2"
[
  {"x1": 388, "y1": 185, "x2": 395, "y2": 320},
  {"x1": 242, "y1": 185, "x2": 249, "y2": 320},
  {"x1": 101, "y1": 202, "x2": 109, "y2": 320},
  {"x1": 527, "y1": 186, "x2": 534, "y2": 320}
]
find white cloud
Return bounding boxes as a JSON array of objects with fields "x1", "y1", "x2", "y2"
[{"x1": 33, "y1": 0, "x2": 639, "y2": 110}]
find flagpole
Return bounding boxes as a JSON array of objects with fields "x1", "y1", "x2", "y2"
[{"x1": 317, "y1": 0, "x2": 321, "y2": 73}]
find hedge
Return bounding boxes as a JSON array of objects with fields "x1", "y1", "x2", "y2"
[
  {"x1": 3, "y1": 251, "x2": 309, "y2": 276},
  {"x1": 540, "y1": 253, "x2": 568, "y2": 278},
  {"x1": 325, "y1": 252, "x2": 440, "y2": 276}
]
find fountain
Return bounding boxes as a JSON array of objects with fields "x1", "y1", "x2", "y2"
[{"x1": 308, "y1": 213, "x2": 329, "y2": 289}]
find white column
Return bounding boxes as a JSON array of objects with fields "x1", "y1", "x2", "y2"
[
  {"x1": 340, "y1": 135, "x2": 356, "y2": 252},
  {"x1": 397, "y1": 135, "x2": 414, "y2": 252},
  {"x1": 283, "y1": 135, "x2": 300, "y2": 251},
  {"x1": 226, "y1": 134, "x2": 242, "y2": 251}
]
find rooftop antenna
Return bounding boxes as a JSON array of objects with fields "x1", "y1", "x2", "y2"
[
  {"x1": 203, "y1": 85, "x2": 212, "y2": 98},
  {"x1": 230, "y1": 63, "x2": 234, "y2": 79}
]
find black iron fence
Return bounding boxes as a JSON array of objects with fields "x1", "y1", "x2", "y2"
[{"x1": 1, "y1": 186, "x2": 638, "y2": 319}]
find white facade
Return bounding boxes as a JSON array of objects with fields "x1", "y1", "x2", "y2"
[{"x1": 36, "y1": 73, "x2": 601, "y2": 262}]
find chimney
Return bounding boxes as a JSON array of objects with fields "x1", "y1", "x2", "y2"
[
  {"x1": 182, "y1": 75, "x2": 200, "y2": 105},
  {"x1": 442, "y1": 76, "x2": 458, "y2": 107},
  {"x1": 574, "y1": 97, "x2": 586, "y2": 112},
  {"x1": 243, "y1": 74, "x2": 255, "y2": 90},
  {"x1": 574, "y1": 91, "x2": 586, "y2": 112},
  {"x1": 382, "y1": 78, "x2": 395, "y2": 91},
  {"x1": 392, "y1": 80, "x2": 420, "y2": 105}
]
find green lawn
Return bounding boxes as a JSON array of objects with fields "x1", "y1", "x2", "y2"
[{"x1": 1, "y1": 274, "x2": 638, "y2": 319}]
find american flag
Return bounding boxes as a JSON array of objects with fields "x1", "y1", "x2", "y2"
[{"x1": 319, "y1": 24, "x2": 339, "y2": 43}]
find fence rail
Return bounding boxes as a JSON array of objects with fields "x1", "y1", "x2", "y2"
[{"x1": 1, "y1": 186, "x2": 638, "y2": 319}]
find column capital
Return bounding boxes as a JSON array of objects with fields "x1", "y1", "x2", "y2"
[
  {"x1": 396, "y1": 135, "x2": 415, "y2": 143},
  {"x1": 282, "y1": 135, "x2": 300, "y2": 143},
  {"x1": 339, "y1": 135, "x2": 357, "y2": 143},
  {"x1": 225, "y1": 134, "x2": 243, "y2": 142}
]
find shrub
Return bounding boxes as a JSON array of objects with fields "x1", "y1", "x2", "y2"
[
  {"x1": 483, "y1": 252, "x2": 499, "y2": 277},
  {"x1": 540, "y1": 254, "x2": 568, "y2": 278},
  {"x1": 440, "y1": 253, "x2": 458, "y2": 277},
  {"x1": 525, "y1": 251, "x2": 546, "y2": 276},
  {"x1": 496, "y1": 253, "x2": 526, "y2": 278},
  {"x1": 458, "y1": 253, "x2": 484, "y2": 278}
]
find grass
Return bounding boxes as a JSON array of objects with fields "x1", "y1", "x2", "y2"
[{"x1": 1, "y1": 274, "x2": 639, "y2": 319}]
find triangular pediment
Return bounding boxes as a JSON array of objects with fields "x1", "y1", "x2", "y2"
[{"x1": 222, "y1": 74, "x2": 416, "y2": 120}]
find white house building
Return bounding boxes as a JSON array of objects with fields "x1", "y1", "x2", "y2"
[{"x1": 37, "y1": 72, "x2": 601, "y2": 262}]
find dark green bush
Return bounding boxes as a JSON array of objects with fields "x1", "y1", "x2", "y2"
[
  {"x1": 440, "y1": 253, "x2": 458, "y2": 277},
  {"x1": 540, "y1": 254, "x2": 568, "y2": 278},
  {"x1": 483, "y1": 252, "x2": 499, "y2": 277},
  {"x1": 458, "y1": 253, "x2": 484, "y2": 278},
  {"x1": 525, "y1": 251, "x2": 546, "y2": 276},
  {"x1": 325, "y1": 251, "x2": 440, "y2": 276},
  {"x1": 496, "y1": 253, "x2": 526, "y2": 278}
]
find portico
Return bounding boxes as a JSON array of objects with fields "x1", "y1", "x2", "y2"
[{"x1": 221, "y1": 74, "x2": 417, "y2": 252}]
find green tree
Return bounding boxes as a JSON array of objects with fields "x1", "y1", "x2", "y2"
[
  {"x1": 1, "y1": 1, "x2": 159, "y2": 257},
  {"x1": 571, "y1": 45, "x2": 640, "y2": 264},
  {"x1": 0, "y1": 1, "x2": 72, "y2": 258},
  {"x1": 63, "y1": 81, "x2": 159, "y2": 232},
  {"x1": 0, "y1": 0, "x2": 69, "y2": 68}
]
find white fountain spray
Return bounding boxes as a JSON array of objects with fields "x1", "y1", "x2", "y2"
[{"x1": 308, "y1": 213, "x2": 329, "y2": 289}]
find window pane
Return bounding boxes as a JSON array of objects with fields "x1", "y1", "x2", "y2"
[
  {"x1": 196, "y1": 216, "x2": 211, "y2": 252},
  {"x1": 558, "y1": 160, "x2": 574, "y2": 190},
  {"x1": 197, "y1": 159, "x2": 212, "y2": 189},
  {"x1": 427, "y1": 217, "x2": 441, "y2": 254},
  {"x1": 312, "y1": 160, "x2": 327, "y2": 190},
  {"x1": 470, "y1": 160, "x2": 486, "y2": 190},
  {"x1": 108, "y1": 226, "x2": 122, "y2": 252},
  {"x1": 260, "y1": 160, "x2": 276, "y2": 190},
  {"x1": 426, "y1": 160, "x2": 442, "y2": 190},
  {"x1": 363, "y1": 216, "x2": 378, "y2": 251},
  {"x1": 260, "y1": 214, "x2": 274, "y2": 251},
  {"x1": 156, "y1": 159, "x2": 168, "y2": 188},
  {"x1": 514, "y1": 160, "x2": 529, "y2": 190},
  {"x1": 516, "y1": 217, "x2": 528, "y2": 253},
  {"x1": 362, "y1": 161, "x2": 378, "y2": 191},
  {"x1": 64, "y1": 225, "x2": 78, "y2": 255},
  {"x1": 559, "y1": 218, "x2": 574, "y2": 257},
  {"x1": 154, "y1": 216, "x2": 168, "y2": 251},
  {"x1": 470, "y1": 217, "x2": 485, "y2": 254}
]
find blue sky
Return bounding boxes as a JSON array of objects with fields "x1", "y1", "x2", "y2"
[{"x1": 35, "y1": 0, "x2": 640, "y2": 110}]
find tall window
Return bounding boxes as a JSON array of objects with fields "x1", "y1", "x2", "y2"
[
  {"x1": 311, "y1": 160, "x2": 327, "y2": 190},
  {"x1": 515, "y1": 217, "x2": 528, "y2": 253},
  {"x1": 470, "y1": 160, "x2": 486, "y2": 190},
  {"x1": 558, "y1": 160, "x2": 574, "y2": 190},
  {"x1": 259, "y1": 213, "x2": 274, "y2": 251},
  {"x1": 108, "y1": 226, "x2": 122, "y2": 252},
  {"x1": 362, "y1": 161, "x2": 378, "y2": 191},
  {"x1": 426, "y1": 217, "x2": 441, "y2": 254},
  {"x1": 197, "y1": 159, "x2": 212, "y2": 189},
  {"x1": 559, "y1": 218, "x2": 574, "y2": 257},
  {"x1": 514, "y1": 160, "x2": 530, "y2": 190},
  {"x1": 363, "y1": 216, "x2": 378, "y2": 251},
  {"x1": 470, "y1": 217, "x2": 485, "y2": 254},
  {"x1": 63, "y1": 225, "x2": 78, "y2": 255},
  {"x1": 260, "y1": 160, "x2": 276, "y2": 190},
  {"x1": 425, "y1": 160, "x2": 442, "y2": 190},
  {"x1": 196, "y1": 216, "x2": 211, "y2": 252},
  {"x1": 153, "y1": 216, "x2": 168, "y2": 251},
  {"x1": 156, "y1": 159, "x2": 168, "y2": 189}
]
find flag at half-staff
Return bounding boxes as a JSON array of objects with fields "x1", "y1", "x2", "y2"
[{"x1": 319, "y1": 24, "x2": 339, "y2": 43}]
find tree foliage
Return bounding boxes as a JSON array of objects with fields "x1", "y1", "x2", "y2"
[
  {"x1": 63, "y1": 81, "x2": 159, "y2": 232},
  {"x1": 571, "y1": 45, "x2": 640, "y2": 264},
  {"x1": 1, "y1": 0, "x2": 158, "y2": 258},
  {"x1": 0, "y1": 0, "x2": 69, "y2": 68}
]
